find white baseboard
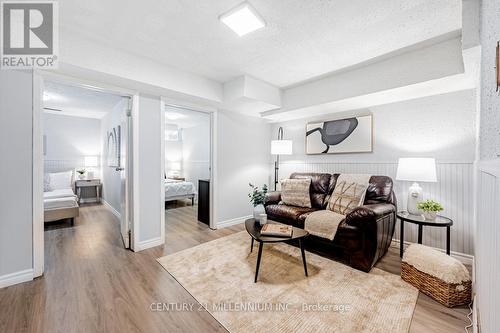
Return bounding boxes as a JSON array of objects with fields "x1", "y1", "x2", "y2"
[
  {"x1": 217, "y1": 215, "x2": 252, "y2": 229},
  {"x1": 0, "y1": 269, "x2": 33, "y2": 289},
  {"x1": 102, "y1": 200, "x2": 121, "y2": 219},
  {"x1": 134, "y1": 237, "x2": 164, "y2": 252},
  {"x1": 391, "y1": 238, "x2": 474, "y2": 265}
]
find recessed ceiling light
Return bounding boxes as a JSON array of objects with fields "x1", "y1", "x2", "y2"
[{"x1": 219, "y1": 2, "x2": 266, "y2": 37}]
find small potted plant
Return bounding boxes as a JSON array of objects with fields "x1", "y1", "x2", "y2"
[
  {"x1": 76, "y1": 168, "x2": 86, "y2": 180},
  {"x1": 417, "y1": 199, "x2": 444, "y2": 221},
  {"x1": 248, "y1": 183, "x2": 268, "y2": 224}
]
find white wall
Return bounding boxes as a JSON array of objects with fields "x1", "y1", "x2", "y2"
[
  {"x1": 0, "y1": 70, "x2": 33, "y2": 284},
  {"x1": 216, "y1": 111, "x2": 271, "y2": 225},
  {"x1": 43, "y1": 113, "x2": 102, "y2": 177},
  {"x1": 271, "y1": 90, "x2": 477, "y2": 255},
  {"x1": 134, "y1": 95, "x2": 163, "y2": 248},
  {"x1": 44, "y1": 113, "x2": 101, "y2": 160},
  {"x1": 101, "y1": 99, "x2": 127, "y2": 212},
  {"x1": 479, "y1": 0, "x2": 500, "y2": 159},
  {"x1": 475, "y1": 0, "x2": 500, "y2": 331},
  {"x1": 182, "y1": 116, "x2": 211, "y2": 194}
]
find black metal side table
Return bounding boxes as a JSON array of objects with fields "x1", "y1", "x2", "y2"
[{"x1": 397, "y1": 211, "x2": 453, "y2": 258}]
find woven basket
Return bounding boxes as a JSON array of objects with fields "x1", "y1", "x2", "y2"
[{"x1": 401, "y1": 261, "x2": 471, "y2": 307}]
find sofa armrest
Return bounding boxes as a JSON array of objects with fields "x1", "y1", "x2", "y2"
[
  {"x1": 341, "y1": 203, "x2": 396, "y2": 272},
  {"x1": 265, "y1": 191, "x2": 281, "y2": 206},
  {"x1": 345, "y1": 203, "x2": 395, "y2": 227}
]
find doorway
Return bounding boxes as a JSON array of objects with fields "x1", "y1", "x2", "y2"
[
  {"x1": 33, "y1": 74, "x2": 135, "y2": 277},
  {"x1": 162, "y1": 104, "x2": 215, "y2": 246}
]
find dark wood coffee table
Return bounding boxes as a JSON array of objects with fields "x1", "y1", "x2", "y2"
[{"x1": 245, "y1": 218, "x2": 309, "y2": 283}]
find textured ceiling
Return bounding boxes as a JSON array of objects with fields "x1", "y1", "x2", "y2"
[
  {"x1": 59, "y1": 0, "x2": 461, "y2": 88},
  {"x1": 44, "y1": 81, "x2": 124, "y2": 119}
]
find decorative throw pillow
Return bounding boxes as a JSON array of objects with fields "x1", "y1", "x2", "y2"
[
  {"x1": 328, "y1": 174, "x2": 371, "y2": 215},
  {"x1": 280, "y1": 178, "x2": 312, "y2": 208},
  {"x1": 48, "y1": 170, "x2": 74, "y2": 190}
]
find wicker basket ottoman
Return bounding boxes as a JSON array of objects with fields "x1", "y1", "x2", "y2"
[{"x1": 401, "y1": 244, "x2": 471, "y2": 307}]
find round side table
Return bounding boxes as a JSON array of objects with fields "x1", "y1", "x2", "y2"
[{"x1": 397, "y1": 211, "x2": 453, "y2": 258}]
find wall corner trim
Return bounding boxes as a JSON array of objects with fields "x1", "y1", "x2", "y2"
[
  {"x1": 0, "y1": 269, "x2": 34, "y2": 289},
  {"x1": 217, "y1": 215, "x2": 252, "y2": 229},
  {"x1": 134, "y1": 237, "x2": 164, "y2": 252}
]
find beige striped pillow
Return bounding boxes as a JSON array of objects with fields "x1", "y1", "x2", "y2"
[{"x1": 280, "y1": 178, "x2": 312, "y2": 208}]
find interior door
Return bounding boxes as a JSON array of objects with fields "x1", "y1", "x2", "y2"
[{"x1": 118, "y1": 97, "x2": 132, "y2": 248}]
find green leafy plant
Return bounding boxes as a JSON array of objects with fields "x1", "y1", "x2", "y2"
[
  {"x1": 248, "y1": 183, "x2": 268, "y2": 207},
  {"x1": 76, "y1": 169, "x2": 86, "y2": 175},
  {"x1": 417, "y1": 199, "x2": 443, "y2": 212}
]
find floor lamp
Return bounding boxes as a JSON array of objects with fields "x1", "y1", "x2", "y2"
[{"x1": 271, "y1": 127, "x2": 293, "y2": 191}]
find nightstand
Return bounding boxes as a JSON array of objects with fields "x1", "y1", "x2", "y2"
[{"x1": 75, "y1": 179, "x2": 102, "y2": 203}]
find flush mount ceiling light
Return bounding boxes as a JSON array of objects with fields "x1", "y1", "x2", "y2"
[{"x1": 219, "y1": 2, "x2": 266, "y2": 37}]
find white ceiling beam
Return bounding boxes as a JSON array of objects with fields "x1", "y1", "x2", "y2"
[
  {"x1": 262, "y1": 33, "x2": 469, "y2": 121},
  {"x1": 58, "y1": 32, "x2": 223, "y2": 104}
]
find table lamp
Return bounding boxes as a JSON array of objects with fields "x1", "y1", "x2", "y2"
[
  {"x1": 271, "y1": 127, "x2": 293, "y2": 190},
  {"x1": 396, "y1": 158, "x2": 437, "y2": 215},
  {"x1": 84, "y1": 156, "x2": 98, "y2": 179}
]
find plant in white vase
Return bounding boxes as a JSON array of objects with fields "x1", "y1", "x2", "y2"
[
  {"x1": 417, "y1": 199, "x2": 443, "y2": 221},
  {"x1": 76, "y1": 169, "x2": 86, "y2": 180},
  {"x1": 248, "y1": 183, "x2": 268, "y2": 224}
]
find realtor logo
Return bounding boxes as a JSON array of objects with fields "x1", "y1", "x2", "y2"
[{"x1": 1, "y1": 1, "x2": 58, "y2": 68}]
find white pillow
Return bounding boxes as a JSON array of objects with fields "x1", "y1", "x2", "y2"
[{"x1": 48, "y1": 171, "x2": 73, "y2": 190}]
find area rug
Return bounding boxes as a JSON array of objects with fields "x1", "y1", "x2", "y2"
[{"x1": 157, "y1": 231, "x2": 418, "y2": 333}]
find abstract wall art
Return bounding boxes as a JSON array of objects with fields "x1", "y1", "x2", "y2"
[
  {"x1": 106, "y1": 125, "x2": 121, "y2": 167},
  {"x1": 306, "y1": 115, "x2": 372, "y2": 154}
]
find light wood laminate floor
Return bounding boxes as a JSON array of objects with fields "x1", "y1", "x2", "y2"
[{"x1": 0, "y1": 202, "x2": 470, "y2": 332}]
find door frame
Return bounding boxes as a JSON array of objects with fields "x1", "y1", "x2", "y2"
[
  {"x1": 32, "y1": 70, "x2": 138, "y2": 277},
  {"x1": 161, "y1": 97, "x2": 218, "y2": 233}
]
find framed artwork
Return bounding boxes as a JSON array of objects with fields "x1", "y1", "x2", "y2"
[
  {"x1": 306, "y1": 115, "x2": 372, "y2": 154},
  {"x1": 106, "y1": 125, "x2": 121, "y2": 167}
]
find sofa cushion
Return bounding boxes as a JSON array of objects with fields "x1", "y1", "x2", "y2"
[
  {"x1": 280, "y1": 178, "x2": 312, "y2": 208},
  {"x1": 290, "y1": 173, "x2": 332, "y2": 208},
  {"x1": 266, "y1": 204, "x2": 317, "y2": 225}
]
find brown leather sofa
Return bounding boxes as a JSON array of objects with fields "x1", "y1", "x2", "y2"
[{"x1": 265, "y1": 172, "x2": 396, "y2": 272}]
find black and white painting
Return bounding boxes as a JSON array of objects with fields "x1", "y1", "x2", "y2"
[
  {"x1": 306, "y1": 115, "x2": 372, "y2": 154},
  {"x1": 106, "y1": 125, "x2": 121, "y2": 167}
]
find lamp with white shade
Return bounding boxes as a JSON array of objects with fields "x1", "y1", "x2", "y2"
[
  {"x1": 396, "y1": 157, "x2": 437, "y2": 215},
  {"x1": 84, "y1": 156, "x2": 99, "y2": 179},
  {"x1": 271, "y1": 127, "x2": 293, "y2": 191}
]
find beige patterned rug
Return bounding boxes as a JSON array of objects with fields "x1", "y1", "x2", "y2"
[{"x1": 157, "y1": 231, "x2": 418, "y2": 333}]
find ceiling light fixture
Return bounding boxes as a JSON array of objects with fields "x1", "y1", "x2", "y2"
[{"x1": 219, "y1": 2, "x2": 266, "y2": 37}]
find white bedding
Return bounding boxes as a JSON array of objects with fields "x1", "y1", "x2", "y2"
[
  {"x1": 44, "y1": 197, "x2": 78, "y2": 210},
  {"x1": 44, "y1": 188, "x2": 77, "y2": 210},
  {"x1": 164, "y1": 179, "x2": 196, "y2": 199},
  {"x1": 44, "y1": 188, "x2": 76, "y2": 200}
]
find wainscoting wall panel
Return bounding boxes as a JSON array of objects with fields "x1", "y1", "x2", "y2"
[
  {"x1": 273, "y1": 161, "x2": 474, "y2": 255},
  {"x1": 475, "y1": 161, "x2": 500, "y2": 332}
]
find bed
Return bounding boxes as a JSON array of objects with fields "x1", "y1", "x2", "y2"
[
  {"x1": 164, "y1": 178, "x2": 196, "y2": 205},
  {"x1": 44, "y1": 172, "x2": 80, "y2": 224}
]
